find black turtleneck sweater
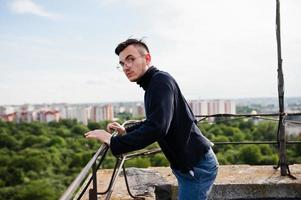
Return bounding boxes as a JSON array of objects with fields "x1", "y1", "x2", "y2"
[{"x1": 110, "y1": 66, "x2": 212, "y2": 172}]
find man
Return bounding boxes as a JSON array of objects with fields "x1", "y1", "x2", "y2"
[{"x1": 85, "y1": 38, "x2": 218, "y2": 200}]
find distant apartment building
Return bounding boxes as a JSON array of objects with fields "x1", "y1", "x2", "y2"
[
  {"x1": 132, "y1": 103, "x2": 145, "y2": 117},
  {"x1": 0, "y1": 106, "x2": 15, "y2": 115},
  {"x1": 16, "y1": 108, "x2": 60, "y2": 123},
  {"x1": 0, "y1": 112, "x2": 16, "y2": 122},
  {"x1": 0, "y1": 106, "x2": 16, "y2": 122},
  {"x1": 90, "y1": 104, "x2": 114, "y2": 122},
  {"x1": 54, "y1": 105, "x2": 68, "y2": 119},
  {"x1": 64, "y1": 106, "x2": 92, "y2": 125},
  {"x1": 17, "y1": 111, "x2": 36, "y2": 123},
  {"x1": 15, "y1": 105, "x2": 36, "y2": 123},
  {"x1": 224, "y1": 100, "x2": 236, "y2": 114},
  {"x1": 37, "y1": 110, "x2": 60, "y2": 123},
  {"x1": 208, "y1": 100, "x2": 225, "y2": 115},
  {"x1": 115, "y1": 104, "x2": 132, "y2": 114},
  {"x1": 113, "y1": 102, "x2": 145, "y2": 118},
  {"x1": 189, "y1": 99, "x2": 236, "y2": 120},
  {"x1": 189, "y1": 100, "x2": 208, "y2": 116}
]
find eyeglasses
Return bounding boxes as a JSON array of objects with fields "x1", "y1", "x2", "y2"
[{"x1": 116, "y1": 55, "x2": 145, "y2": 71}]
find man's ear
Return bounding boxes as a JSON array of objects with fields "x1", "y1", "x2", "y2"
[{"x1": 145, "y1": 53, "x2": 151, "y2": 65}]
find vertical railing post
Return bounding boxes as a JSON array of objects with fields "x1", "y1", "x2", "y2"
[
  {"x1": 275, "y1": 0, "x2": 287, "y2": 176},
  {"x1": 89, "y1": 162, "x2": 98, "y2": 200},
  {"x1": 278, "y1": 115, "x2": 287, "y2": 176}
]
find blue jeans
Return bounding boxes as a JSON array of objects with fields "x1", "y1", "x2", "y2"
[{"x1": 172, "y1": 148, "x2": 219, "y2": 200}]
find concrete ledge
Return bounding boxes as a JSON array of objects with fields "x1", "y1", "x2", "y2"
[
  {"x1": 81, "y1": 164, "x2": 301, "y2": 199},
  {"x1": 209, "y1": 165, "x2": 301, "y2": 199}
]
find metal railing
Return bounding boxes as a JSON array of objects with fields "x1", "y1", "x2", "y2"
[
  {"x1": 59, "y1": 141, "x2": 109, "y2": 200},
  {"x1": 197, "y1": 112, "x2": 301, "y2": 179},
  {"x1": 59, "y1": 113, "x2": 301, "y2": 200},
  {"x1": 59, "y1": 120, "x2": 144, "y2": 200}
]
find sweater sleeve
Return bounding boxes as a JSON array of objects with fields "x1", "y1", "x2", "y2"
[
  {"x1": 125, "y1": 121, "x2": 144, "y2": 133},
  {"x1": 110, "y1": 75, "x2": 174, "y2": 156}
]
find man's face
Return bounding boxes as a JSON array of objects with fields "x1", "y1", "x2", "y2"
[{"x1": 118, "y1": 45, "x2": 150, "y2": 82}]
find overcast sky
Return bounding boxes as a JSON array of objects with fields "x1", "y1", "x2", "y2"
[{"x1": 0, "y1": 0, "x2": 300, "y2": 105}]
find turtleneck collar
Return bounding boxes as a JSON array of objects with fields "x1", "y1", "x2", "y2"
[{"x1": 137, "y1": 66, "x2": 159, "y2": 91}]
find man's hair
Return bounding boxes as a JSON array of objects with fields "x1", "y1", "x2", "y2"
[{"x1": 115, "y1": 38, "x2": 150, "y2": 55}]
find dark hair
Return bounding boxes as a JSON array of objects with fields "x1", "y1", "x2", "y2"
[{"x1": 114, "y1": 38, "x2": 150, "y2": 55}]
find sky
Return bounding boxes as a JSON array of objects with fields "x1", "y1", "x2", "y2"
[{"x1": 0, "y1": 0, "x2": 300, "y2": 105}]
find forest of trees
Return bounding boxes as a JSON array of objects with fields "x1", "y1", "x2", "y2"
[{"x1": 0, "y1": 118, "x2": 300, "y2": 200}]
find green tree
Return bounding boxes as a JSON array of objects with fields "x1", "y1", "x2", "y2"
[
  {"x1": 125, "y1": 157, "x2": 151, "y2": 168},
  {"x1": 239, "y1": 145, "x2": 262, "y2": 164},
  {"x1": 69, "y1": 152, "x2": 93, "y2": 168},
  {"x1": 238, "y1": 119, "x2": 254, "y2": 130},
  {"x1": 259, "y1": 154, "x2": 278, "y2": 165},
  {"x1": 102, "y1": 156, "x2": 116, "y2": 169},
  {"x1": 22, "y1": 135, "x2": 49, "y2": 148},
  {"x1": 252, "y1": 121, "x2": 277, "y2": 141},
  {"x1": 87, "y1": 121, "x2": 101, "y2": 130},
  {"x1": 14, "y1": 149, "x2": 50, "y2": 173},
  {"x1": 232, "y1": 130, "x2": 245, "y2": 142},
  {"x1": 55, "y1": 127, "x2": 71, "y2": 137},
  {"x1": 47, "y1": 136, "x2": 66, "y2": 147},
  {"x1": 71, "y1": 124, "x2": 89, "y2": 135},
  {"x1": 60, "y1": 119, "x2": 78, "y2": 129},
  {"x1": 0, "y1": 134, "x2": 19, "y2": 149},
  {"x1": 30, "y1": 122, "x2": 47, "y2": 136},
  {"x1": 14, "y1": 179, "x2": 58, "y2": 200},
  {"x1": 117, "y1": 112, "x2": 132, "y2": 121},
  {"x1": 224, "y1": 149, "x2": 240, "y2": 164},
  {"x1": 150, "y1": 153, "x2": 169, "y2": 166},
  {"x1": 2, "y1": 167, "x2": 25, "y2": 186},
  {"x1": 216, "y1": 152, "x2": 228, "y2": 165}
]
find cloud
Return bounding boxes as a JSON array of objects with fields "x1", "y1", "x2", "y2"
[{"x1": 9, "y1": 0, "x2": 60, "y2": 19}]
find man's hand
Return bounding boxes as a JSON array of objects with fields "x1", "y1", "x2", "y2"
[
  {"x1": 84, "y1": 130, "x2": 112, "y2": 145},
  {"x1": 106, "y1": 122, "x2": 126, "y2": 135}
]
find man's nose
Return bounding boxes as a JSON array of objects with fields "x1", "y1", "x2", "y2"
[{"x1": 123, "y1": 62, "x2": 131, "y2": 70}]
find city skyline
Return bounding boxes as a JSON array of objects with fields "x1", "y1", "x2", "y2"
[
  {"x1": 1, "y1": 0, "x2": 301, "y2": 105},
  {"x1": 1, "y1": 96, "x2": 300, "y2": 107},
  {"x1": 0, "y1": 99, "x2": 236, "y2": 124}
]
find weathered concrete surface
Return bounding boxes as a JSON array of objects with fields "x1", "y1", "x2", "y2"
[
  {"x1": 80, "y1": 165, "x2": 301, "y2": 200},
  {"x1": 209, "y1": 164, "x2": 301, "y2": 200}
]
